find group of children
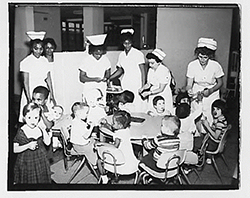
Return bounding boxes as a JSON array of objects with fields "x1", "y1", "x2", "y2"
[{"x1": 13, "y1": 83, "x2": 228, "y2": 184}]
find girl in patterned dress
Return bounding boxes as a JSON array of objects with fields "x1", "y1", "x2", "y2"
[{"x1": 13, "y1": 102, "x2": 52, "y2": 184}]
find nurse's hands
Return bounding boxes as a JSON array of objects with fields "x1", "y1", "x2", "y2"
[{"x1": 202, "y1": 88, "x2": 212, "y2": 97}]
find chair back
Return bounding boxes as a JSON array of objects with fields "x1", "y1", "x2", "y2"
[
  {"x1": 96, "y1": 142, "x2": 125, "y2": 166},
  {"x1": 209, "y1": 124, "x2": 232, "y2": 154},
  {"x1": 60, "y1": 123, "x2": 72, "y2": 157},
  {"x1": 156, "y1": 149, "x2": 186, "y2": 178}
]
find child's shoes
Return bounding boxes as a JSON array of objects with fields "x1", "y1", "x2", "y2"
[{"x1": 99, "y1": 175, "x2": 109, "y2": 184}]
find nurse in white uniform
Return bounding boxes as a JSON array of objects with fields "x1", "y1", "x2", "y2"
[
  {"x1": 19, "y1": 31, "x2": 53, "y2": 122},
  {"x1": 79, "y1": 34, "x2": 111, "y2": 102},
  {"x1": 114, "y1": 29, "x2": 147, "y2": 113},
  {"x1": 139, "y1": 49, "x2": 174, "y2": 114},
  {"x1": 185, "y1": 37, "x2": 224, "y2": 123}
]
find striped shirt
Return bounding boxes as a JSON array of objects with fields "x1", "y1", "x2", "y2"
[
  {"x1": 142, "y1": 134, "x2": 180, "y2": 161},
  {"x1": 211, "y1": 115, "x2": 228, "y2": 141}
]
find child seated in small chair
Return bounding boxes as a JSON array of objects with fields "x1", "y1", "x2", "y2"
[
  {"x1": 47, "y1": 105, "x2": 64, "y2": 123},
  {"x1": 84, "y1": 88, "x2": 107, "y2": 126},
  {"x1": 69, "y1": 102, "x2": 98, "y2": 169},
  {"x1": 97, "y1": 110, "x2": 139, "y2": 184},
  {"x1": 139, "y1": 115, "x2": 198, "y2": 173},
  {"x1": 147, "y1": 95, "x2": 171, "y2": 116},
  {"x1": 139, "y1": 115, "x2": 181, "y2": 172},
  {"x1": 106, "y1": 90, "x2": 135, "y2": 115},
  {"x1": 194, "y1": 99, "x2": 228, "y2": 164}
]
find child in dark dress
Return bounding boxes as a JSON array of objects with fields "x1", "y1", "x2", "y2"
[{"x1": 13, "y1": 102, "x2": 52, "y2": 184}]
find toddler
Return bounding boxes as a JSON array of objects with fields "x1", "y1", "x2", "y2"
[
  {"x1": 32, "y1": 86, "x2": 54, "y2": 130},
  {"x1": 147, "y1": 95, "x2": 170, "y2": 116},
  {"x1": 47, "y1": 105, "x2": 64, "y2": 150},
  {"x1": 106, "y1": 90, "x2": 135, "y2": 115},
  {"x1": 47, "y1": 105, "x2": 64, "y2": 123},
  {"x1": 195, "y1": 99, "x2": 228, "y2": 164},
  {"x1": 84, "y1": 88, "x2": 107, "y2": 126},
  {"x1": 140, "y1": 115, "x2": 198, "y2": 173},
  {"x1": 139, "y1": 115, "x2": 181, "y2": 172},
  {"x1": 69, "y1": 102, "x2": 98, "y2": 168},
  {"x1": 175, "y1": 91, "x2": 191, "y2": 107},
  {"x1": 13, "y1": 102, "x2": 52, "y2": 184},
  {"x1": 97, "y1": 110, "x2": 139, "y2": 183}
]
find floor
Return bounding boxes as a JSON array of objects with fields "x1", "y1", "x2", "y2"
[{"x1": 8, "y1": 94, "x2": 240, "y2": 190}]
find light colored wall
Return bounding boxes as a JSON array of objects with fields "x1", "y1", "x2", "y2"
[
  {"x1": 14, "y1": 6, "x2": 34, "y2": 95},
  {"x1": 83, "y1": 7, "x2": 104, "y2": 44},
  {"x1": 34, "y1": 6, "x2": 62, "y2": 51},
  {"x1": 157, "y1": 8, "x2": 233, "y2": 89}
]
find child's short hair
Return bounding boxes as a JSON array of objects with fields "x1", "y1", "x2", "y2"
[
  {"x1": 113, "y1": 110, "x2": 131, "y2": 129},
  {"x1": 161, "y1": 115, "x2": 181, "y2": 136},
  {"x1": 212, "y1": 99, "x2": 226, "y2": 115},
  {"x1": 33, "y1": 86, "x2": 49, "y2": 99},
  {"x1": 175, "y1": 91, "x2": 190, "y2": 105},
  {"x1": 120, "y1": 90, "x2": 134, "y2": 103},
  {"x1": 71, "y1": 102, "x2": 89, "y2": 118},
  {"x1": 175, "y1": 103, "x2": 191, "y2": 119},
  {"x1": 23, "y1": 102, "x2": 41, "y2": 117},
  {"x1": 153, "y1": 95, "x2": 165, "y2": 106}
]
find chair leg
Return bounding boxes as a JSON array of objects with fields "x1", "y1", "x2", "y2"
[
  {"x1": 63, "y1": 156, "x2": 68, "y2": 172},
  {"x1": 177, "y1": 174, "x2": 183, "y2": 185},
  {"x1": 180, "y1": 167, "x2": 191, "y2": 184},
  {"x1": 136, "y1": 171, "x2": 146, "y2": 184},
  {"x1": 142, "y1": 172, "x2": 150, "y2": 184},
  {"x1": 193, "y1": 169, "x2": 201, "y2": 181},
  {"x1": 211, "y1": 156, "x2": 223, "y2": 184},
  {"x1": 133, "y1": 170, "x2": 140, "y2": 184},
  {"x1": 68, "y1": 156, "x2": 86, "y2": 183},
  {"x1": 86, "y1": 161, "x2": 99, "y2": 180},
  {"x1": 221, "y1": 154, "x2": 229, "y2": 170}
]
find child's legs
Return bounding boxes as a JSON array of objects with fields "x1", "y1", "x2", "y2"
[
  {"x1": 206, "y1": 138, "x2": 219, "y2": 152},
  {"x1": 184, "y1": 151, "x2": 198, "y2": 165},
  {"x1": 193, "y1": 134, "x2": 206, "y2": 153},
  {"x1": 97, "y1": 158, "x2": 106, "y2": 175},
  {"x1": 72, "y1": 139, "x2": 97, "y2": 166}
]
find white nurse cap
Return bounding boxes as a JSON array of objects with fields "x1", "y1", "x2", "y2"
[
  {"x1": 152, "y1": 48, "x2": 166, "y2": 61},
  {"x1": 197, "y1": 37, "x2": 217, "y2": 50},
  {"x1": 86, "y1": 34, "x2": 107, "y2": 46},
  {"x1": 26, "y1": 31, "x2": 46, "y2": 40},
  {"x1": 121, "y1": 28, "x2": 134, "y2": 35}
]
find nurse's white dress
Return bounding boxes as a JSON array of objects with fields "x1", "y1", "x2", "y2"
[
  {"x1": 79, "y1": 54, "x2": 111, "y2": 100},
  {"x1": 19, "y1": 54, "x2": 51, "y2": 122},
  {"x1": 186, "y1": 59, "x2": 224, "y2": 123},
  {"x1": 117, "y1": 47, "x2": 146, "y2": 113},
  {"x1": 147, "y1": 63, "x2": 174, "y2": 114}
]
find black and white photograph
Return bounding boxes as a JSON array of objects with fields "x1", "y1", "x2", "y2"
[{"x1": 5, "y1": 1, "x2": 243, "y2": 194}]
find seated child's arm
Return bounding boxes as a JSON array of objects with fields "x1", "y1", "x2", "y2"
[
  {"x1": 142, "y1": 137, "x2": 157, "y2": 151},
  {"x1": 202, "y1": 119, "x2": 225, "y2": 140},
  {"x1": 113, "y1": 137, "x2": 121, "y2": 148}
]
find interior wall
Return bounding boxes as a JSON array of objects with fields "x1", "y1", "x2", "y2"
[
  {"x1": 14, "y1": 6, "x2": 34, "y2": 95},
  {"x1": 157, "y1": 8, "x2": 233, "y2": 89},
  {"x1": 83, "y1": 7, "x2": 104, "y2": 44},
  {"x1": 34, "y1": 6, "x2": 62, "y2": 51}
]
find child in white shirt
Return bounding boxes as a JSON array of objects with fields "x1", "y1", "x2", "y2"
[{"x1": 70, "y1": 102, "x2": 98, "y2": 167}]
